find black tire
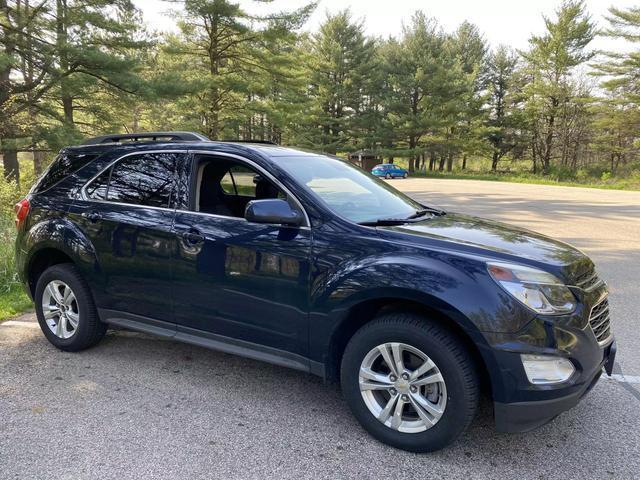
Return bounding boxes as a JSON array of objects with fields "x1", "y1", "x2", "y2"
[
  {"x1": 34, "y1": 263, "x2": 107, "y2": 352},
  {"x1": 385, "y1": 173, "x2": 392, "y2": 179},
  {"x1": 340, "y1": 313, "x2": 479, "y2": 452},
  {"x1": 403, "y1": 172, "x2": 408, "y2": 179}
]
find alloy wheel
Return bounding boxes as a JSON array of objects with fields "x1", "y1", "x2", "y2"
[
  {"x1": 359, "y1": 342, "x2": 447, "y2": 433},
  {"x1": 41, "y1": 280, "x2": 79, "y2": 339}
]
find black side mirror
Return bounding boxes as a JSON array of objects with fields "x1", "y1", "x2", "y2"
[{"x1": 244, "y1": 199, "x2": 303, "y2": 227}]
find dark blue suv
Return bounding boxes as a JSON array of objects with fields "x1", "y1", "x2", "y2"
[{"x1": 14, "y1": 132, "x2": 616, "y2": 452}]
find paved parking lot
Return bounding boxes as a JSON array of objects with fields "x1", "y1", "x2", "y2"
[{"x1": 1, "y1": 179, "x2": 639, "y2": 479}]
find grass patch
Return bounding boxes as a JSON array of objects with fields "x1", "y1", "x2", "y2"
[
  {"x1": 408, "y1": 170, "x2": 640, "y2": 190},
  {"x1": 0, "y1": 284, "x2": 32, "y2": 321},
  {"x1": 386, "y1": 156, "x2": 640, "y2": 190},
  {"x1": 0, "y1": 162, "x2": 36, "y2": 321}
]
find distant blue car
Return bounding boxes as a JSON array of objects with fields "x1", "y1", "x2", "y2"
[{"x1": 371, "y1": 163, "x2": 408, "y2": 179}]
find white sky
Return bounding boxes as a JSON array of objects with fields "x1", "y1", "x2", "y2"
[{"x1": 134, "y1": 0, "x2": 638, "y2": 53}]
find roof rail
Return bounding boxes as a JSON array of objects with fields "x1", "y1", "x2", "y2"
[
  {"x1": 82, "y1": 131, "x2": 210, "y2": 145},
  {"x1": 221, "y1": 139, "x2": 278, "y2": 145}
]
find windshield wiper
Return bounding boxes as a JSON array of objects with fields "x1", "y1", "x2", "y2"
[
  {"x1": 408, "y1": 208, "x2": 445, "y2": 219},
  {"x1": 359, "y1": 208, "x2": 446, "y2": 227},
  {"x1": 358, "y1": 218, "x2": 412, "y2": 226}
]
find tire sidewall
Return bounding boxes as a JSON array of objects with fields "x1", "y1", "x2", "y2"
[
  {"x1": 35, "y1": 265, "x2": 93, "y2": 349},
  {"x1": 341, "y1": 320, "x2": 474, "y2": 452}
]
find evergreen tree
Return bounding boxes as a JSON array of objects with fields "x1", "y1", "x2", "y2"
[
  {"x1": 521, "y1": 0, "x2": 595, "y2": 174},
  {"x1": 303, "y1": 10, "x2": 375, "y2": 154},
  {"x1": 590, "y1": 5, "x2": 640, "y2": 172},
  {"x1": 167, "y1": 0, "x2": 315, "y2": 140},
  {"x1": 485, "y1": 45, "x2": 521, "y2": 171}
]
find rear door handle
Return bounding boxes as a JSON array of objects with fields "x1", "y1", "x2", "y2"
[
  {"x1": 181, "y1": 229, "x2": 205, "y2": 245},
  {"x1": 82, "y1": 211, "x2": 102, "y2": 223}
]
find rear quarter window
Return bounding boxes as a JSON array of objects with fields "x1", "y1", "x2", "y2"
[{"x1": 31, "y1": 152, "x2": 97, "y2": 194}]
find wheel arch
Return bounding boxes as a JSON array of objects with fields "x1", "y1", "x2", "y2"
[
  {"x1": 324, "y1": 293, "x2": 496, "y2": 400},
  {"x1": 23, "y1": 217, "x2": 100, "y2": 297},
  {"x1": 27, "y1": 247, "x2": 75, "y2": 297}
]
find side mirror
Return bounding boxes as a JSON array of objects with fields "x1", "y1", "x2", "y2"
[{"x1": 244, "y1": 199, "x2": 304, "y2": 227}]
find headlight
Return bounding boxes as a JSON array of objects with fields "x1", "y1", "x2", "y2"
[{"x1": 487, "y1": 262, "x2": 576, "y2": 315}]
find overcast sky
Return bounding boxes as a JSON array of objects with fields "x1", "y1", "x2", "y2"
[{"x1": 134, "y1": 0, "x2": 638, "y2": 53}]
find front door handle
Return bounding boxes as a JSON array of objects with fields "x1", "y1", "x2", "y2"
[
  {"x1": 82, "y1": 211, "x2": 102, "y2": 223},
  {"x1": 181, "y1": 229, "x2": 205, "y2": 245}
]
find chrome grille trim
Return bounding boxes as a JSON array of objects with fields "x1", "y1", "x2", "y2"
[
  {"x1": 573, "y1": 270, "x2": 604, "y2": 291},
  {"x1": 588, "y1": 296, "x2": 612, "y2": 346}
]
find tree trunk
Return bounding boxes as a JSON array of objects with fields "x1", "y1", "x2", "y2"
[
  {"x1": 57, "y1": 0, "x2": 74, "y2": 126},
  {"x1": 33, "y1": 150, "x2": 47, "y2": 174},
  {"x1": 408, "y1": 135, "x2": 416, "y2": 172},
  {"x1": 491, "y1": 151, "x2": 499, "y2": 171},
  {"x1": 2, "y1": 148, "x2": 19, "y2": 183},
  {"x1": 462, "y1": 154, "x2": 467, "y2": 170},
  {"x1": 446, "y1": 153, "x2": 453, "y2": 172},
  {"x1": 541, "y1": 99, "x2": 558, "y2": 175}
]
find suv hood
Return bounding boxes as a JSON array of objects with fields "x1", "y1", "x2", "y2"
[{"x1": 381, "y1": 213, "x2": 592, "y2": 280}]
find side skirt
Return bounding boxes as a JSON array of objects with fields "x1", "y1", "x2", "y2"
[{"x1": 99, "y1": 309, "x2": 325, "y2": 377}]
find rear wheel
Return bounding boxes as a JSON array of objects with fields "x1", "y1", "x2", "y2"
[
  {"x1": 403, "y1": 172, "x2": 408, "y2": 179},
  {"x1": 35, "y1": 264, "x2": 107, "y2": 351},
  {"x1": 341, "y1": 313, "x2": 479, "y2": 452}
]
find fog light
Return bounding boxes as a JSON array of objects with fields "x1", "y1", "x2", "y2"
[{"x1": 521, "y1": 354, "x2": 575, "y2": 384}]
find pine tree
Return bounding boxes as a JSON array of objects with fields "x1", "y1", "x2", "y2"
[
  {"x1": 590, "y1": 6, "x2": 640, "y2": 172},
  {"x1": 485, "y1": 46, "x2": 522, "y2": 171},
  {"x1": 166, "y1": 0, "x2": 315, "y2": 140},
  {"x1": 303, "y1": 10, "x2": 375, "y2": 154},
  {"x1": 521, "y1": 0, "x2": 595, "y2": 174}
]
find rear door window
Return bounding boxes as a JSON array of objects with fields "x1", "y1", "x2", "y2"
[{"x1": 84, "y1": 152, "x2": 180, "y2": 208}]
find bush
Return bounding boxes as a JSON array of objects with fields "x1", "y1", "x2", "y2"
[{"x1": 0, "y1": 171, "x2": 36, "y2": 319}]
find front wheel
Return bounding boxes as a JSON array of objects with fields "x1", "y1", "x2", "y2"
[
  {"x1": 341, "y1": 313, "x2": 479, "y2": 452},
  {"x1": 403, "y1": 172, "x2": 408, "y2": 179},
  {"x1": 385, "y1": 173, "x2": 392, "y2": 179}
]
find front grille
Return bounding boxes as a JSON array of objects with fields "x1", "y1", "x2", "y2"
[
  {"x1": 574, "y1": 268, "x2": 603, "y2": 291},
  {"x1": 589, "y1": 297, "x2": 612, "y2": 344}
]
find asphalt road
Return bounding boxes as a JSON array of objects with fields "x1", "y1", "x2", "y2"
[{"x1": 1, "y1": 179, "x2": 639, "y2": 480}]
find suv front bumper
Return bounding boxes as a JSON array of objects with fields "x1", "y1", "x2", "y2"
[{"x1": 494, "y1": 340, "x2": 616, "y2": 433}]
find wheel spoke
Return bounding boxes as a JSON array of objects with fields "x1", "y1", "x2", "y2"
[
  {"x1": 378, "y1": 394, "x2": 398, "y2": 424},
  {"x1": 377, "y1": 344, "x2": 399, "y2": 376},
  {"x1": 409, "y1": 358, "x2": 435, "y2": 381},
  {"x1": 46, "y1": 283, "x2": 63, "y2": 303},
  {"x1": 62, "y1": 285, "x2": 72, "y2": 305},
  {"x1": 43, "y1": 305, "x2": 60, "y2": 320},
  {"x1": 66, "y1": 310, "x2": 79, "y2": 329},
  {"x1": 360, "y1": 367, "x2": 391, "y2": 382},
  {"x1": 408, "y1": 394, "x2": 438, "y2": 427},
  {"x1": 55, "y1": 315, "x2": 67, "y2": 337},
  {"x1": 410, "y1": 392, "x2": 444, "y2": 419},
  {"x1": 390, "y1": 343, "x2": 405, "y2": 375},
  {"x1": 411, "y1": 372, "x2": 444, "y2": 387},
  {"x1": 390, "y1": 396, "x2": 405, "y2": 430}
]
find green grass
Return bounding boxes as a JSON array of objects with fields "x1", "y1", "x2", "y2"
[
  {"x1": 0, "y1": 214, "x2": 32, "y2": 321},
  {"x1": 0, "y1": 161, "x2": 35, "y2": 321},
  {"x1": 388, "y1": 157, "x2": 640, "y2": 191},
  {"x1": 0, "y1": 285, "x2": 32, "y2": 321},
  {"x1": 408, "y1": 170, "x2": 640, "y2": 190}
]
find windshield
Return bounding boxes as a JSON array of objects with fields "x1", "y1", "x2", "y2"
[{"x1": 276, "y1": 155, "x2": 424, "y2": 223}]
